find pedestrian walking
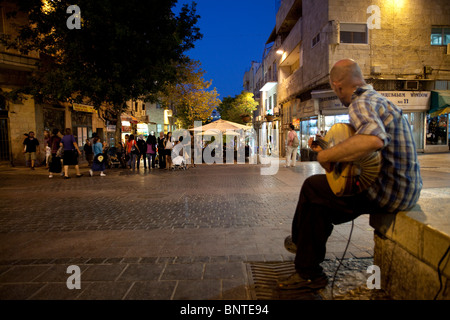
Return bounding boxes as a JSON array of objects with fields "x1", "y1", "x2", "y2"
[
  {"x1": 89, "y1": 136, "x2": 106, "y2": 177},
  {"x1": 116, "y1": 138, "x2": 126, "y2": 169},
  {"x1": 43, "y1": 130, "x2": 51, "y2": 168},
  {"x1": 123, "y1": 134, "x2": 130, "y2": 168},
  {"x1": 23, "y1": 131, "x2": 40, "y2": 170},
  {"x1": 157, "y1": 132, "x2": 166, "y2": 169},
  {"x1": 146, "y1": 132, "x2": 157, "y2": 169},
  {"x1": 136, "y1": 135, "x2": 147, "y2": 170},
  {"x1": 126, "y1": 134, "x2": 140, "y2": 171},
  {"x1": 278, "y1": 59, "x2": 422, "y2": 291},
  {"x1": 61, "y1": 128, "x2": 83, "y2": 179},
  {"x1": 164, "y1": 132, "x2": 174, "y2": 170},
  {"x1": 285, "y1": 124, "x2": 299, "y2": 167},
  {"x1": 48, "y1": 128, "x2": 62, "y2": 178},
  {"x1": 83, "y1": 139, "x2": 94, "y2": 166}
]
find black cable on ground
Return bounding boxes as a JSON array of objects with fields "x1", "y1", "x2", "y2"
[
  {"x1": 330, "y1": 220, "x2": 354, "y2": 300},
  {"x1": 434, "y1": 244, "x2": 450, "y2": 300}
]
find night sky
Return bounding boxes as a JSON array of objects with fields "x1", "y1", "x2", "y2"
[{"x1": 175, "y1": 0, "x2": 277, "y2": 100}]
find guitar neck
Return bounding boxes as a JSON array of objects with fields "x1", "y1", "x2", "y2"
[{"x1": 313, "y1": 137, "x2": 329, "y2": 150}]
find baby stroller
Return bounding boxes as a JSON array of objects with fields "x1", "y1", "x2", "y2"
[
  {"x1": 106, "y1": 147, "x2": 121, "y2": 169},
  {"x1": 172, "y1": 155, "x2": 187, "y2": 171}
]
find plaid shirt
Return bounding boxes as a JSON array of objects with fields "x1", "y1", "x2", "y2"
[{"x1": 349, "y1": 84, "x2": 422, "y2": 212}]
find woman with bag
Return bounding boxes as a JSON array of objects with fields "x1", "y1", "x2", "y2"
[
  {"x1": 164, "y1": 132, "x2": 174, "y2": 170},
  {"x1": 89, "y1": 136, "x2": 107, "y2": 177},
  {"x1": 146, "y1": 133, "x2": 157, "y2": 169},
  {"x1": 126, "y1": 134, "x2": 140, "y2": 171},
  {"x1": 285, "y1": 124, "x2": 299, "y2": 168},
  {"x1": 61, "y1": 128, "x2": 83, "y2": 179}
]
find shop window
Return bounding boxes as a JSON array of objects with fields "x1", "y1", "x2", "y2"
[
  {"x1": 404, "y1": 112, "x2": 425, "y2": 150},
  {"x1": 427, "y1": 114, "x2": 448, "y2": 146},
  {"x1": 0, "y1": 118, "x2": 9, "y2": 161},
  {"x1": 340, "y1": 23, "x2": 368, "y2": 44},
  {"x1": 0, "y1": 7, "x2": 5, "y2": 34},
  {"x1": 0, "y1": 95, "x2": 6, "y2": 110},
  {"x1": 431, "y1": 27, "x2": 450, "y2": 46}
]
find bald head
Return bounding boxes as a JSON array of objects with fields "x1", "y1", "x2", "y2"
[
  {"x1": 329, "y1": 59, "x2": 366, "y2": 107},
  {"x1": 330, "y1": 59, "x2": 365, "y2": 87}
]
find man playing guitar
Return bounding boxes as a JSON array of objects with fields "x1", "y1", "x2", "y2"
[{"x1": 278, "y1": 59, "x2": 423, "y2": 291}]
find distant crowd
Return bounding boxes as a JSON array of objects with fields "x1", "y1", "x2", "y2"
[{"x1": 23, "y1": 128, "x2": 193, "y2": 179}]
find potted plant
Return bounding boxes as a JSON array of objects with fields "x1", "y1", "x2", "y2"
[
  {"x1": 265, "y1": 114, "x2": 274, "y2": 122},
  {"x1": 241, "y1": 114, "x2": 251, "y2": 123}
]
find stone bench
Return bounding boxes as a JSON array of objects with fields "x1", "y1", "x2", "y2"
[{"x1": 369, "y1": 188, "x2": 450, "y2": 300}]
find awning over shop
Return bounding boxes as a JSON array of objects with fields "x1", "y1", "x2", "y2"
[
  {"x1": 121, "y1": 113, "x2": 138, "y2": 124},
  {"x1": 429, "y1": 90, "x2": 450, "y2": 117}
]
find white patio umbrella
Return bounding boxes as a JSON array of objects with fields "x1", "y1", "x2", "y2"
[
  {"x1": 191, "y1": 119, "x2": 250, "y2": 133},
  {"x1": 195, "y1": 129, "x2": 241, "y2": 136}
]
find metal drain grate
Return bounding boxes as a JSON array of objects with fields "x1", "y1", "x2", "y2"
[{"x1": 246, "y1": 262, "x2": 323, "y2": 300}]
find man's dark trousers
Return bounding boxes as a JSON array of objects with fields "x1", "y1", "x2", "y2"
[{"x1": 291, "y1": 174, "x2": 381, "y2": 278}]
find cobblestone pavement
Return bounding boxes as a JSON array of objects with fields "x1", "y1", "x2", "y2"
[{"x1": 0, "y1": 153, "x2": 449, "y2": 302}]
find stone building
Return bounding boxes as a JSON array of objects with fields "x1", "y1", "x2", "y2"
[
  {"x1": 0, "y1": 2, "x2": 152, "y2": 165},
  {"x1": 247, "y1": 0, "x2": 450, "y2": 160}
]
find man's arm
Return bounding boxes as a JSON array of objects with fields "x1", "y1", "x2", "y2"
[{"x1": 316, "y1": 134, "x2": 383, "y2": 169}]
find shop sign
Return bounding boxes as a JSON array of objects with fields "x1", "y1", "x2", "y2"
[
  {"x1": 106, "y1": 125, "x2": 116, "y2": 132},
  {"x1": 311, "y1": 90, "x2": 342, "y2": 110},
  {"x1": 320, "y1": 96, "x2": 342, "y2": 110},
  {"x1": 122, "y1": 120, "x2": 131, "y2": 133},
  {"x1": 379, "y1": 91, "x2": 431, "y2": 110},
  {"x1": 73, "y1": 104, "x2": 97, "y2": 114},
  {"x1": 298, "y1": 99, "x2": 319, "y2": 118},
  {"x1": 137, "y1": 123, "x2": 149, "y2": 136}
]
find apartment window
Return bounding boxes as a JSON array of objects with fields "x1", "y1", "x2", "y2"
[
  {"x1": 431, "y1": 27, "x2": 450, "y2": 46},
  {"x1": 340, "y1": 23, "x2": 368, "y2": 44},
  {"x1": 312, "y1": 33, "x2": 320, "y2": 48}
]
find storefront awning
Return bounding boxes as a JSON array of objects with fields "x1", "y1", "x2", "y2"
[
  {"x1": 121, "y1": 113, "x2": 139, "y2": 124},
  {"x1": 429, "y1": 90, "x2": 450, "y2": 117}
]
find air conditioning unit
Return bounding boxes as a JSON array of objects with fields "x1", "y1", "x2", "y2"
[{"x1": 404, "y1": 80, "x2": 419, "y2": 91}]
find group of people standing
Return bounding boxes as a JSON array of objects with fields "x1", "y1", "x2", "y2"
[
  {"x1": 28, "y1": 128, "x2": 107, "y2": 179},
  {"x1": 121, "y1": 132, "x2": 178, "y2": 171},
  {"x1": 25, "y1": 128, "x2": 188, "y2": 178}
]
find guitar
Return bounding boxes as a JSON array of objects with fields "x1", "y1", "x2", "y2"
[{"x1": 311, "y1": 123, "x2": 381, "y2": 197}]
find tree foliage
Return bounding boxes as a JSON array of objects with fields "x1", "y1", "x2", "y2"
[
  {"x1": 2, "y1": 0, "x2": 202, "y2": 111},
  {"x1": 217, "y1": 91, "x2": 258, "y2": 124},
  {"x1": 159, "y1": 60, "x2": 220, "y2": 129}
]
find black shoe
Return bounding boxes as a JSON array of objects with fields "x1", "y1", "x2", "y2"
[
  {"x1": 64, "y1": 176, "x2": 71, "y2": 179},
  {"x1": 277, "y1": 272, "x2": 328, "y2": 291},
  {"x1": 284, "y1": 235, "x2": 297, "y2": 254},
  {"x1": 76, "y1": 174, "x2": 83, "y2": 178}
]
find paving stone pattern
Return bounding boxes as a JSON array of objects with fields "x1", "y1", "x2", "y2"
[{"x1": 0, "y1": 153, "x2": 449, "y2": 300}]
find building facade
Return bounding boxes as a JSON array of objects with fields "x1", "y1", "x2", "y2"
[
  {"x1": 0, "y1": 2, "x2": 160, "y2": 164},
  {"x1": 246, "y1": 0, "x2": 450, "y2": 160}
]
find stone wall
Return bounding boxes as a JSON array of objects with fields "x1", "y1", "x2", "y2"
[
  {"x1": 328, "y1": 0, "x2": 450, "y2": 80},
  {"x1": 7, "y1": 94, "x2": 37, "y2": 165},
  {"x1": 302, "y1": 0, "x2": 330, "y2": 89}
]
